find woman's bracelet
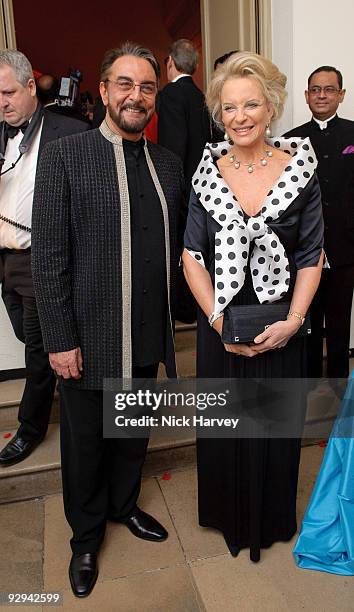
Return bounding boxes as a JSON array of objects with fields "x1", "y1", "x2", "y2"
[
  {"x1": 287, "y1": 310, "x2": 305, "y2": 325},
  {"x1": 208, "y1": 311, "x2": 224, "y2": 328}
]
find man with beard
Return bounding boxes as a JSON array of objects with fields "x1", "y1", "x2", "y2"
[{"x1": 31, "y1": 43, "x2": 183, "y2": 598}]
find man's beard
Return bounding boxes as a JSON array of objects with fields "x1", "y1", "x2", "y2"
[{"x1": 107, "y1": 102, "x2": 153, "y2": 134}]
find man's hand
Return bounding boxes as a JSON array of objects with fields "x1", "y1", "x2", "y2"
[{"x1": 49, "y1": 347, "x2": 83, "y2": 379}]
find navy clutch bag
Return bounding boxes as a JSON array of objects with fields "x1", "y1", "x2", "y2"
[{"x1": 221, "y1": 302, "x2": 311, "y2": 344}]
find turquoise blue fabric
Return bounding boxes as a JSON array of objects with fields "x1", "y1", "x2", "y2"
[{"x1": 294, "y1": 371, "x2": 354, "y2": 575}]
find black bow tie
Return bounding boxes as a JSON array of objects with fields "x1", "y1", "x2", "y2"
[{"x1": 4, "y1": 121, "x2": 29, "y2": 139}]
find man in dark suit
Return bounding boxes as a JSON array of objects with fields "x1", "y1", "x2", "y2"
[
  {"x1": 285, "y1": 66, "x2": 354, "y2": 378},
  {"x1": 32, "y1": 43, "x2": 183, "y2": 597},
  {"x1": 158, "y1": 38, "x2": 211, "y2": 190},
  {"x1": 158, "y1": 39, "x2": 210, "y2": 322},
  {"x1": 0, "y1": 50, "x2": 89, "y2": 467}
]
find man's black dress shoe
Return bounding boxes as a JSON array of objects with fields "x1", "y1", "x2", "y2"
[
  {"x1": 120, "y1": 507, "x2": 168, "y2": 542},
  {"x1": 0, "y1": 433, "x2": 44, "y2": 467},
  {"x1": 69, "y1": 553, "x2": 98, "y2": 598}
]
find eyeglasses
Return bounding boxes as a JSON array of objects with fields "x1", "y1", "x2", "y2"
[
  {"x1": 308, "y1": 86, "x2": 341, "y2": 96},
  {"x1": 105, "y1": 78, "x2": 157, "y2": 96}
]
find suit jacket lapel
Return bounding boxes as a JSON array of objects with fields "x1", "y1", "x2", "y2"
[{"x1": 38, "y1": 111, "x2": 60, "y2": 155}]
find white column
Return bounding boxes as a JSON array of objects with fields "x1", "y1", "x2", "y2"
[
  {"x1": 270, "y1": 0, "x2": 294, "y2": 135},
  {"x1": 201, "y1": 0, "x2": 257, "y2": 88},
  {"x1": 0, "y1": 0, "x2": 17, "y2": 49}
]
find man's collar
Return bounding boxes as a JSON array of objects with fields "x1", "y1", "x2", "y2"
[
  {"x1": 312, "y1": 114, "x2": 338, "y2": 130},
  {"x1": 99, "y1": 119, "x2": 146, "y2": 147},
  {"x1": 123, "y1": 136, "x2": 145, "y2": 149},
  {"x1": 171, "y1": 74, "x2": 191, "y2": 83}
]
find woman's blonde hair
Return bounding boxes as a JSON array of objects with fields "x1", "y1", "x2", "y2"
[{"x1": 207, "y1": 51, "x2": 287, "y2": 126}]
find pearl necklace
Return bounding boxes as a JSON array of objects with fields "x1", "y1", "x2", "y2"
[{"x1": 229, "y1": 149, "x2": 273, "y2": 173}]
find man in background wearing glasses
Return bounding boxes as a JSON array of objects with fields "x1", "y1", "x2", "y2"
[
  {"x1": 285, "y1": 66, "x2": 354, "y2": 380},
  {"x1": 31, "y1": 42, "x2": 184, "y2": 598}
]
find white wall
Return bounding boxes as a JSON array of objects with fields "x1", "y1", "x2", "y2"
[
  {"x1": 272, "y1": 0, "x2": 354, "y2": 132},
  {"x1": 0, "y1": 301, "x2": 25, "y2": 370},
  {"x1": 271, "y1": 0, "x2": 354, "y2": 350}
]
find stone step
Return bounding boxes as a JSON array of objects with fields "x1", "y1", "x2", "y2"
[
  {"x1": 0, "y1": 381, "x2": 339, "y2": 505},
  {"x1": 0, "y1": 379, "x2": 60, "y2": 431},
  {"x1": 0, "y1": 423, "x2": 196, "y2": 504}
]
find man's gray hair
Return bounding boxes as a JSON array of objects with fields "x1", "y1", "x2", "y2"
[
  {"x1": 100, "y1": 41, "x2": 160, "y2": 82},
  {"x1": 0, "y1": 49, "x2": 33, "y2": 86},
  {"x1": 169, "y1": 39, "x2": 198, "y2": 76}
]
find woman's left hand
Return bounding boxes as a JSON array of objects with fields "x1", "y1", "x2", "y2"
[{"x1": 252, "y1": 318, "x2": 301, "y2": 353}]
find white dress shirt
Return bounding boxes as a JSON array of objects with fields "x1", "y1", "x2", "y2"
[
  {"x1": 313, "y1": 113, "x2": 336, "y2": 130},
  {"x1": 0, "y1": 118, "x2": 43, "y2": 249},
  {"x1": 171, "y1": 74, "x2": 191, "y2": 83}
]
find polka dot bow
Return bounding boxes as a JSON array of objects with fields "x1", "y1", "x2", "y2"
[{"x1": 190, "y1": 137, "x2": 317, "y2": 315}]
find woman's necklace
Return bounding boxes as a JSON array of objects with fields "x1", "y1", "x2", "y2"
[{"x1": 229, "y1": 149, "x2": 273, "y2": 173}]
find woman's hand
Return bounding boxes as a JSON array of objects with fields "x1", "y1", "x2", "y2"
[
  {"x1": 224, "y1": 343, "x2": 259, "y2": 357},
  {"x1": 213, "y1": 315, "x2": 259, "y2": 357},
  {"x1": 252, "y1": 318, "x2": 301, "y2": 353}
]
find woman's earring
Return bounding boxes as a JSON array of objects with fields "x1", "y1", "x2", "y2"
[
  {"x1": 224, "y1": 132, "x2": 234, "y2": 144},
  {"x1": 265, "y1": 123, "x2": 271, "y2": 138}
]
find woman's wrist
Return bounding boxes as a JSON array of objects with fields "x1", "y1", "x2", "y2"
[
  {"x1": 287, "y1": 310, "x2": 305, "y2": 325},
  {"x1": 284, "y1": 316, "x2": 302, "y2": 333},
  {"x1": 212, "y1": 314, "x2": 224, "y2": 335}
]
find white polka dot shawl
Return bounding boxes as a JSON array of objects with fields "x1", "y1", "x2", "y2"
[{"x1": 187, "y1": 137, "x2": 318, "y2": 315}]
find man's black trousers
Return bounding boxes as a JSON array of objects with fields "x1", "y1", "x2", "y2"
[
  {"x1": 59, "y1": 363, "x2": 159, "y2": 555},
  {"x1": 0, "y1": 249, "x2": 56, "y2": 440},
  {"x1": 308, "y1": 265, "x2": 354, "y2": 379}
]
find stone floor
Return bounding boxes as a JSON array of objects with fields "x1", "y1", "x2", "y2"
[{"x1": 0, "y1": 444, "x2": 353, "y2": 611}]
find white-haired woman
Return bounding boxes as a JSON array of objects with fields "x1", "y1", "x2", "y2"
[{"x1": 183, "y1": 52, "x2": 324, "y2": 561}]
